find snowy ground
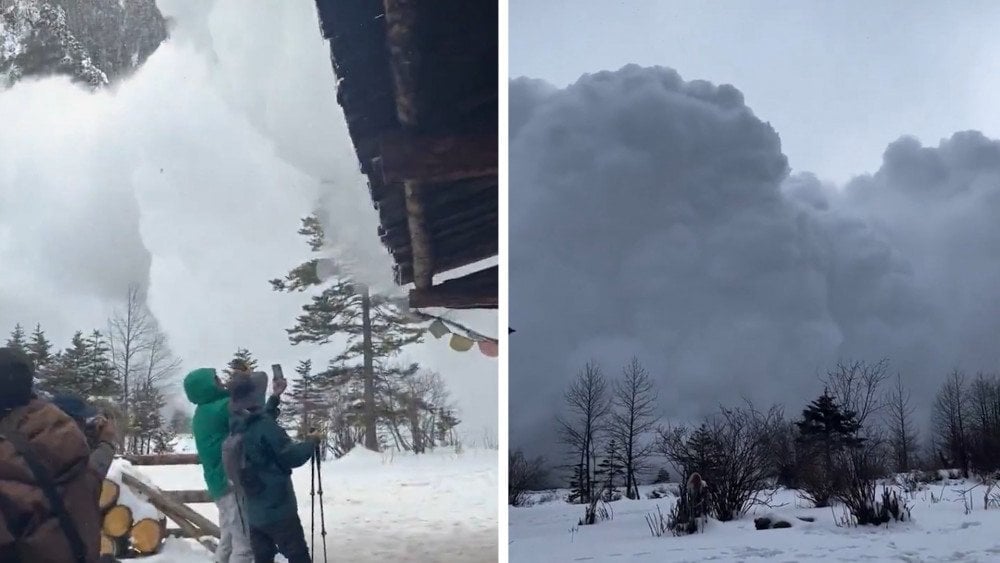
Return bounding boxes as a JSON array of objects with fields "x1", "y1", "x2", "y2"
[
  {"x1": 122, "y1": 447, "x2": 497, "y2": 562},
  {"x1": 510, "y1": 479, "x2": 1000, "y2": 562}
]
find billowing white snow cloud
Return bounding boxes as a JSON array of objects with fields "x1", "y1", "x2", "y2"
[
  {"x1": 510, "y1": 65, "x2": 1000, "y2": 456},
  {"x1": 0, "y1": 0, "x2": 497, "y2": 440}
]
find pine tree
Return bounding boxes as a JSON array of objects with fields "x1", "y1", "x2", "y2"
[
  {"x1": 225, "y1": 348, "x2": 259, "y2": 381},
  {"x1": 27, "y1": 324, "x2": 52, "y2": 369},
  {"x1": 6, "y1": 324, "x2": 28, "y2": 353},
  {"x1": 567, "y1": 461, "x2": 588, "y2": 504},
  {"x1": 596, "y1": 439, "x2": 625, "y2": 500},
  {"x1": 42, "y1": 332, "x2": 91, "y2": 395},
  {"x1": 796, "y1": 391, "x2": 865, "y2": 507},
  {"x1": 282, "y1": 359, "x2": 330, "y2": 433},
  {"x1": 797, "y1": 392, "x2": 864, "y2": 457},
  {"x1": 684, "y1": 424, "x2": 724, "y2": 479},
  {"x1": 272, "y1": 214, "x2": 425, "y2": 451},
  {"x1": 132, "y1": 382, "x2": 169, "y2": 454},
  {"x1": 435, "y1": 407, "x2": 461, "y2": 446},
  {"x1": 83, "y1": 330, "x2": 119, "y2": 398}
]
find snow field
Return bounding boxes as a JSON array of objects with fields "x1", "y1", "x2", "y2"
[
  {"x1": 122, "y1": 447, "x2": 497, "y2": 562},
  {"x1": 510, "y1": 481, "x2": 1000, "y2": 562}
]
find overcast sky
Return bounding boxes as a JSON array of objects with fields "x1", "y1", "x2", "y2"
[
  {"x1": 510, "y1": 1, "x2": 1000, "y2": 458},
  {"x1": 0, "y1": 0, "x2": 497, "y2": 442},
  {"x1": 511, "y1": 0, "x2": 1000, "y2": 185}
]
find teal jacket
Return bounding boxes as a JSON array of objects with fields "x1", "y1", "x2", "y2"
[
  {"x1": 236, "y1": 409, "x2": 315, "y2": 525},
  {"x1": 184, "y1": 368, "x2": 231, "y2": 500}
]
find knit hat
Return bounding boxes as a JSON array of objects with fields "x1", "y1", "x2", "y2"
[
  {"x1": 229, "y1": 371, "x2": 268, "y2": 412},
  {"x1": 0, "y1": 347, "x2": 34, "y2": 409},
  {"x1": 51, "y1": 393, "x2": 99, "y2": 423}
]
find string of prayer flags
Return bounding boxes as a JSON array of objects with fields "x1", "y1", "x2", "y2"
[{"x1": 426, "y1": 318, "x2": 497, "y2": 358}]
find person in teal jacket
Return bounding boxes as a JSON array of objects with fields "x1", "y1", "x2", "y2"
[
  {"x1": 184, "y1": 367, "x2": 284, "y2": 563},
  {"x1": 227, "y1": 376, "x2": 319, "y2": 563}
]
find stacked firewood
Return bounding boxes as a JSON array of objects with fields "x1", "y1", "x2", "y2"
[
  {"x1": 119, "y1": 472, "x2": 220, "y2": 554},
  {"x1": 98, "y1": 479, "x2": 168, "y2": 558}
]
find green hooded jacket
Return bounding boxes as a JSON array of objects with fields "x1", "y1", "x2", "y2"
[{"x1": 183, "y1": 368, "x2": 231, "y2": 500}]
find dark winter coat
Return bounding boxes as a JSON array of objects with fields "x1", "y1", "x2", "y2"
[
  {"x1": 0, "y1": 398, "x2": 102, "y2": 562},
  {"x1": 184, "y1": 367, "x2": 232, "y2": 500},
  {"x1": 236, "y1": 407, "x2": 315, "y2": 527},
  {"x1": 222, "y1": 372, "x2": 280, "y2": 498}
]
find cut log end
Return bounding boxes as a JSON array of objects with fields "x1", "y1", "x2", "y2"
[
  {"x1": 99, "y1": 479, "x2": 120, "y2": 512},
  {"x1": 130, "y1": 517, "x2": 166, "y2": 555},
  {"x1": 100, "y1": 533, "x2": 128, "y2": 557},
  {"x1": 102, "y1": 504, "x2": 133, "y2": 538}
]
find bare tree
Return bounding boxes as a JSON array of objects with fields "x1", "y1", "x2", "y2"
[
  {"x1": 658, "y1": 402, "x2": 780, "y2": 521},
  {"x1": 965, "y1": 373, "x2": 1000, "y2": 474},
  {"x1": 557, "y1": 362, "x2": 611, "y2": 504},
  {"x1": 885, "y1": 373, "x2": 918, "y2": 473},
  {"x1": 933, "y1": 370, "x2": 970, "y2": 477},
  {"x1": 131, "y1": 328, "x2": 182, "y2": 454},
  {"x1": 610, "y1": 357, "x2": 659, "y2": 499},
  {"x1": 108, "y1": 284, "x2": 154, "y2": 434},
  {"x1": 509, "y1": 449, "x2": 548, "y2": 506},
  {"x1": 821, "y1": 359, "x2": 890, "y2": 432},
  {"x1": 762, "y1": 410, "x2": 802, "y2": 488}
]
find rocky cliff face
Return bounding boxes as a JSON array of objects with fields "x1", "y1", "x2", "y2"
[{"x1": 1, "y1": 0, "x2": 167, "y2": 88}]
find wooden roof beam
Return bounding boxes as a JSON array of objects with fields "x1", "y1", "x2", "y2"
[
  {"x1": 409, "y1": 265, "x2": 498, "y2": 309},
  {"x1": 403, "y1": 180, "x2": 433, "y2": 290},
  {"x1": 379, "y1": 131, "x2": 498, "y2": 184},
  {"x1": 383, "y1": 0, "x2": 420, "y2": 127}
]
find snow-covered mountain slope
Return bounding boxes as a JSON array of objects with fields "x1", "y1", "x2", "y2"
[{"x1": 0, "y1": 0, "x2": 166, "y2": 88}]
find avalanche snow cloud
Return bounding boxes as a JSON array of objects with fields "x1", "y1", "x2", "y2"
[
  {"x1": 510, "y1": 65, "x2": 1000, "y2": 457},
  {"x1": 0, "y1": 0, "x2": 498, "y2": 440}
]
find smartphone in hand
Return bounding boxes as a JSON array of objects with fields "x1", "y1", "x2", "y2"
[{"x1": 271, "y1": 364, "x2": 287, "y2": 396}]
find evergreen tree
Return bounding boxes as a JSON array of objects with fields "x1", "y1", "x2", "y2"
[
  {"x1": 435, "y1": 407, "x2": 461, "y2": 446},
  {"x1": 684, "y1": 424, "x2": 725, "y2": 480},
  {"x1": 83, "y1": 330, "x2": 119, "y2": 398},
  {"x1": 596, "y1": 439, "x2": 625, "y2": 500},
  {"x1": 653, "y1": 467, "x2": 671, "y2": 484},
  {"x1": 795, "y1": 391, "x2": 865, "y2": 507},
  {"x1": 567, "y1": 462, "x2": 588, "y2": 504},
  {"x1": 796, "y1": 392, "x2": 864, "y2": 459},
  {"x1": 271, "y1": 214, "x2": 425, "y2": 451},
  {"x1": 281, "y1": 359, "x2": 330, "y2": 434},
  {"x1": 43, "y1": 331, "x2": 91, "y2": 395},
  {"x1": 6, "y1": 324, "x2": 28, "y2": 353},
  {"x1": 27, "y1": 324, "x2": 52, "y2": 368},
  {"x1": 132, "y1": 382, "x2": 169, "y2": 454},
  {"x1": 225, "y1": 348, "x2": 258, "y2": 381}
]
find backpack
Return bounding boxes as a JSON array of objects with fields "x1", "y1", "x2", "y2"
[{"x1": 221, "y1": 431, "x2": 263, "y2": 497}]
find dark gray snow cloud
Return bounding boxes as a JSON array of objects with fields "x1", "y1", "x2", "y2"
[{"x1": 510, "y1": 65, "x2": 1000, "y2": 457}]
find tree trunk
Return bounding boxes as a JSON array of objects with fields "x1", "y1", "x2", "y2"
[
  {"x1": 361, "y1": 288, "x2": 379, "y2": 451},
  {"x1": 408, "y1": 406, "x2": 423, "y2": 454}
]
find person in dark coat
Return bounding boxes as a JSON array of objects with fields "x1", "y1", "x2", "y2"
[
  {"x1": 49, "y1": 393, "x2": 119, "y2": 479},
  {"x1": 228, "y1": 375, "x2": 319, "y2": 563},
  {"x1": 0, "y1": 347, "x2": 103, "y2": 563}
]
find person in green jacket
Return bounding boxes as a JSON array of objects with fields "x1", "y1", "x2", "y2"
[
  {"x1": 184, "y1": 367, "x2": 285, "y2": 563},
  {"x1": 227, "y1": 376, "x2": 319, "y2": 563}
]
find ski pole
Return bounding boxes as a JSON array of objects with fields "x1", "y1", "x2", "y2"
[
  {"x1": 315, "y1": 442, "x2": 328, "y2": 562},
  {"x1": 310, "y1": 445, "x2": 316, "y2": 563}
]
